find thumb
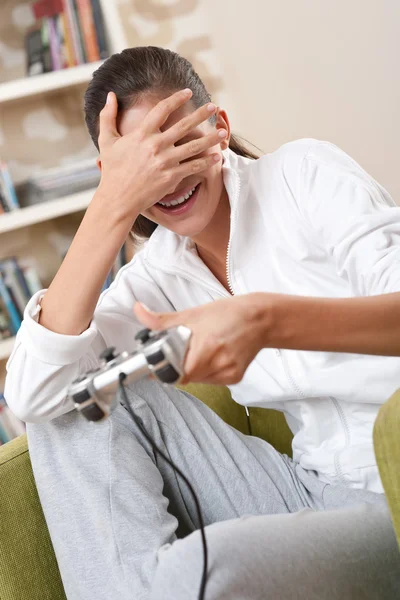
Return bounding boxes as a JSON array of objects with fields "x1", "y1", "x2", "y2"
[
  {"x1": 134, "y1": 302, "x2": 179, "y2": 331},
  {"x1": 98, "y1": 92, "x2": 120, "y2": 149}
]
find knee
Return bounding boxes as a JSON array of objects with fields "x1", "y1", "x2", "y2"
[{"x1": 150, "y1": 531, "x2": 208, "y2": 600}]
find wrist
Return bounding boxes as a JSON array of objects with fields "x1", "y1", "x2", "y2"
[
  {"x1": 92, "y1": 183, "x2": 139, "y2": 227},
  {"x1": 245, "y1": 293, "x2": 279, "y2": 348},
  {"x1": 247, "y1": 292, "x2": 301, "y2": 350}
]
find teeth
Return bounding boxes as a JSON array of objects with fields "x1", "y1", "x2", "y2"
[{"x1": 159, "y1": 186, "x2": 197, "y2": 208}]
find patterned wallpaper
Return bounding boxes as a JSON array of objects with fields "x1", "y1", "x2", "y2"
[{"x1": 0, "y1": 0, "x2": 225, "y2": 185}]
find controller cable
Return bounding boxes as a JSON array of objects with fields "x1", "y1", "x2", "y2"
[{"x1": 118, "y1": 373, "x2": 208, "y2": 600}]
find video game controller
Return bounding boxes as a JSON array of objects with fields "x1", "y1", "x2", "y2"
[{"x1": 67, "y1": 326, "x2": 191, "y2": 422}]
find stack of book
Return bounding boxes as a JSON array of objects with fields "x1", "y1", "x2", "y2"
[
  {"x1": 0, "y1": 161, "x2": 20, "y2": 215},
  {"x1": 21, "y1": 159, "x2": 101, "y2": 206},
  {"x1": 0, "y1": 257, "x2": 43, "y2": 340},
  {"x1": 0, "y1": 395, "x2": 26, "y2": 444},
  {"x1": 26, "y1": 0, "x2": 109, "y2": 77}
]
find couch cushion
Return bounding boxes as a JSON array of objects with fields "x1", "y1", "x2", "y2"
[{"x1": 0, "y1": 435, "x2": 66, "y2": 600}]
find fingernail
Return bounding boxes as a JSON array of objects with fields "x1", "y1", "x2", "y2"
[
  {"x1": 218, "y1": 130, "x2": 228, "y2": 138},
  {"x1": 207, "y1": 103, "x2": 217, "y2": 112},
  {"x1": 183, "y1": 88, "x2": 192, "y2": 96},
  {"x1": 213, "y1": 154, "x2": 221, "y2": 162},
  {"x1": 106, "y1": 92, "x2": 113, "y2": 104}
]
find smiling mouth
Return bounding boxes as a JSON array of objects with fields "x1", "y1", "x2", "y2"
[
  {"x1": 157, "y1": 184, "x2": 199, "y2": 208},
  {"x1": 155, "y1": 183, "x2": 201, "y2": 214}
]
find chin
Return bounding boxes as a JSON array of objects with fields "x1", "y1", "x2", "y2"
[{"x1": 161, "y1": 216, "x2": 210, "y2": 238}]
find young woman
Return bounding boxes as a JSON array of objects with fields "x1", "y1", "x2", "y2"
[{"x1": 5, "y1": 47, "x2": 400, "y2": 600}]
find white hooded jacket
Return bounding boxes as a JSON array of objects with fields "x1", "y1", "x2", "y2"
[{"x1": 5, "y1": 139, "x2": 400, "y2": 493}]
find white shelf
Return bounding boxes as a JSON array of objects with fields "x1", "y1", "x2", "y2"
[
  {"x1": 0, "y1": 188, "x2": 95, "y2": 234},
  {"x1": 0, "y1": 61, "x2": 105, "y2": 104},
  {"x1": 0, "y1": 337, "x2": 15, "y2": 361}
]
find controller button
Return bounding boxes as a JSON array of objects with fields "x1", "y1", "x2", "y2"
[
  {"x1": 100, "y1": 347, "x2": 117, "y2": 362},
  {"x1": 72, "y1": 389, "x2": 91, "y2": 404},
  {"x1": 155, "y1": 364, "x2": 180, "y2": 384},
  {"x1": 147, "y1": 349, "x2": 165, "y2": 366},
  {"x1": 135, "y1": 328, "x2": 151, "y2": 344},
  {"x1": 81, "y1": 403, "x2": 105, "y2": 422}
]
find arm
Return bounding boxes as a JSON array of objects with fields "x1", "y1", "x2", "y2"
[
  {"x1": 5, "y1": 90, "x2": 223, "y2": 422},
  {"x1": 264, "y1": 292, "x2": 400, "y2": 357},
  {"x1": 134, "y1": 142, "x2": 400, "y2": 382}
]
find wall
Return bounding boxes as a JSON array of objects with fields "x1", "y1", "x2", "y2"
[{"x1": 0, "y1": 0, "x2": 398, "y2": 195}]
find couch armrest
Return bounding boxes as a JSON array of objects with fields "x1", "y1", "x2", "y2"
[
  {"x1": 0, "y1": 434, "x2": 66, "y2": 600},
  {"x1": 373, "y1": 390, "x2": 400, "y2": 548}
]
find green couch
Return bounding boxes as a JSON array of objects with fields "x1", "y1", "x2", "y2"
[{"x1": 0, "y1": 384, "x2": 398, "y2": 600}]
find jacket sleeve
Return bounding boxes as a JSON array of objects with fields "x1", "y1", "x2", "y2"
[
  {"x1": 4, "y1": 257, "x2": 174, "y2": 424},
  {"x1": 298, "y1": 142, "x2": 400, "y2": 296}
]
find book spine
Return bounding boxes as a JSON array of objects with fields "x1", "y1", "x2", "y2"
[
  {"x1": 33, "y1": 0, "x2": 64, "y2": 19},
  {"x1": 64, "y1": 0, "x2": 83, "y2": 64},
  {"x1": 0, "y1": 275, "x2": 21, "y2": 334},
  {"x1": 76, "y1": 0, "x2": 100, "y2": 62},
  {"x1": 0, "y1": 297, "x2": 13, "y2": 339},
  {"x1": 0, "y1": 263, "x2": 27, "y2": 318},
  {"x1": 55, "y1": 13, "x2": 67, "y2": 69},
  {"x1": 61, "y1": 10, "x2": 75, "y2": 66},
  {"x1": 40, "y1": 19, "x2": 53, "y2": 73},
  {"x1": 21, "y1": 265, "x2": 43, "y2": 297},
  {"x1": 0, "y1": 163, "x2": 19, "y2": 210},
  {"x1": 9, "y1": 258, "x2": 32, "y2": 304},
  {"x1": 0, "y1": 186, "x2": 10, "y2": 212},
  {"x1": 48, "y1": 16, "x2": 62, "y2": 70},
  {"x1": 72, "y1": 0, "x2": 87, "y2": 63},
  {"x1": 90, "y1": 0, "x2": 109, "y2": 60},
  {"x1": 25, "y1": 26, "x2": 45, "y2": 77}
]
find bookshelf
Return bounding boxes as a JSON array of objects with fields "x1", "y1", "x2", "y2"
[
  {"x1": 0, "y1": 188, "x2": 94, "y2": 234},
  {"x1": 0, "y1": 61, "x2": 105, "y2": 104},
  {"x1": 0, "y1": 0, "x2": 129, "y2": 365}
]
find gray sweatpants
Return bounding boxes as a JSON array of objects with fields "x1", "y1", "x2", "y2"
[{"x1": 26, "y1": 380, "x2": 400, "y2": 599}]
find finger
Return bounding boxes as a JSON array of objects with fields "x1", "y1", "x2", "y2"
[
  {"x1": 143, "y1": 89, "x2": 193, "y2": 133},
  {"x1": 133, "y1": 302, "x2": 183, "y2": 331},
  {"x1": 161, "y1": 101, "x2": 217, "y2": 146},
  {"x1": 174, "y1": 153, "x2": 222, "y2": 179},
  {"x1": 169, "y1": 129, "x2": 227, "y2": 164},
  {"x1": 98, "y1": 92, "x2": 120, "y2": 149}
]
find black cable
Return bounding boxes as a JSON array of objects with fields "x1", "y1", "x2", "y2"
[{"x1": 118, "y1": 373, "x2": 208, "y2": 600}]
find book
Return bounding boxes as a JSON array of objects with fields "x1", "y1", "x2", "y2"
[
  {"x1": 32, "y1": 0, "x2": 63, "y2": 20},
  {"x1": 41, "y1": 18, "x2": 53, "y2": 73},
  {"x1": 0, "y1": 264, "x2": 26, "y2": 319},
  {"x1": 48, "y1": 16, "x2": 62, "y2": 71},
  {"x1": 91, "y1": 0, "x2": 109, "y2": 60},
  {"x1": 25, "y1": 25, "x2": 48, "y2": 77},
  {"x1": 63, "y1": 0, "x2": 84, "y2": 64},
  {"x1": 18, "y1": 258, "x2": 43, "y2": 297},
  {"x1": 60, "y1": 11, "x2": 75, "y2": 67},
  {"x1": 0, "y1": 297, "x2": 13, "y2": 340},
  {"x1": 72, "y1": 0, "x2": 87, "y2": 63},
  {"x1": 1, "y1": 258, "x2": 32, "y2": 306},
  {"x1": 75, "y1": 0, "x2": 99, "y2": 62},
  {"x1": 0, "y1": 162, "x2": 19, "y2": 210},
  {"x1": 0, "y1": 187, "x2": 9, "y2": 213},
  {"x1": 0, "y1": 275, "x2": 21, "y2": 334}
]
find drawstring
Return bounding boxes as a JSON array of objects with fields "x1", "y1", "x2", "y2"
[{"x1": 245, "y1": 406, "x2": 253, "y2": 436}]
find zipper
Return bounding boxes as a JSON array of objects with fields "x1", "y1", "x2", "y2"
[
  {"x1": 225, "y1": 172, "x2": 241, "y2": 296},
  {"x1": 330, "y1": 397, "x2": 351, "y2": 481}
]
